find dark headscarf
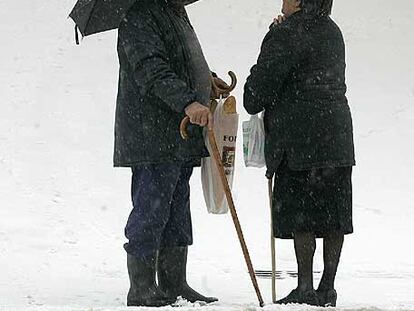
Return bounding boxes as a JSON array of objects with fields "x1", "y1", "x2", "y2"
[{"x1": 300, "y1": 0, "x2": 333, "y2": 16}]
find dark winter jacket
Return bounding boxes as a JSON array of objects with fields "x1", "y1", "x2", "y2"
[
  {"x1": 244, "y1": 11, "x2": 355, "y2": 174},
  {"x1": 114, "y1": 0, "x2": 210, "y2": 167}
]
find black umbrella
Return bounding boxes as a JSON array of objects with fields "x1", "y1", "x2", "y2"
[{"x1": 69, "y1": 0, "x2": 137, "y2": 44}]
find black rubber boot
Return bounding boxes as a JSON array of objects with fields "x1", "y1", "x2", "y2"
[
  {"x1": 158, "y1": 246, "x2": 218, "y2": 303},
  {"x1": 317, "y1": 289, "x2": 337, "y2": 307},
  {"x1": 275, "y1": 288, "x2": 319, "y2": 306},
  {"x1": 126, "y1": 254, "x2": 176, "y2": 307}
]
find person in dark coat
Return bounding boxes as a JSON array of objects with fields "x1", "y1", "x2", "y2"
[
  {"x1": 115, "y1": 0, "x2": 227, "y2": 306},
  {"x1": 244, "y1": 0, "x2": 355, "y2": 307}
]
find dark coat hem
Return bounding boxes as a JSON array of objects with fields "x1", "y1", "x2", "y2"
[
  {"x1": 287, "y1": 159, "x2": 356, "y2": 171},
  {"x1": 275, "y1": 229, "x2": 353, "y2": 240},
  {"x1": 113, "y1": 153, "x2": 209, "y2": 168},
  {"x1": 266, "y1": 157, "x2": 356, "y2": 176}
]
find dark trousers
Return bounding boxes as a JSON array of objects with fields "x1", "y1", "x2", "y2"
[{"x1": 124, "y1": 163, "x2": 194, "y2": 260}]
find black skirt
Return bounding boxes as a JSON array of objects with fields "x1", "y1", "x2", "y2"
[{"x1": 273, "y1": 157, "x2": 353, "y2": 239}]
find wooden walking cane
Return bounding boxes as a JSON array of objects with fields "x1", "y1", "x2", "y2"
[
  {"x1": 179, "y1": 72, "x2": 264, "y2": 307},
  {"x1": 268, "y1": 176, "x2": 277, "y2": 303}
]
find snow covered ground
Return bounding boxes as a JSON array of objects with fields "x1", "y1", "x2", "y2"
[{"x1": 1, "y1": 0, "x2": 414, "y2": 310}]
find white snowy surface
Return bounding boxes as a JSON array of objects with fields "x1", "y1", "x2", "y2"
[{"x1": 1, "y1": 0, "x2": 414, "y2": 310}]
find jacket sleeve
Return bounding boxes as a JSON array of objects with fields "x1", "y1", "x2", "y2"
[
  {"x1": 243, "y1": 26, "x2": 299, "y2": 115},
  {"x1": 118, "y1": 10, "x2": 197, "y2": 113}
]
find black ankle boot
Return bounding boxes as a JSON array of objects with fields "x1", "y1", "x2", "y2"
[
  {"x1": 157, "y1": 246, "x2": 218, "y2": 303},
  {"x1": 275, "y1": 288, "x2": 319, "y2": 306},
  {"x1": 126, "y1": 254, "x2": 176, "y2": 307},
  {"x1": 317, "y1": 288, "x2": 337, "y2": 307}
]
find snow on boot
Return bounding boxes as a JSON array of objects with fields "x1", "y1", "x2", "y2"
[
  {"x1": 275, "y1": 288, "x2": 319, "y2": 306},
  {"x1": 157, "y1": 246, "x2": 218, "y2": 304},
  {"x1": 126, "y1": 254, "x2": 176, "y2": 307},
  {"x1": 317, "y1": 289, "x2": 337, "y2": 307}
]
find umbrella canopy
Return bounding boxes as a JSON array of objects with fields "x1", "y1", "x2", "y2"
[
  {"x1": 69, "y1": 0, "x2": 137, "y2": 42},
  {"x1": 69, "y1": 0, "x2": 203, "y2": 43}
]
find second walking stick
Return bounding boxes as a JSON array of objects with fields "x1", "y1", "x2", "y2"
[{"x1": 268, "y1": 176, "x2": 277, "y2": 303}]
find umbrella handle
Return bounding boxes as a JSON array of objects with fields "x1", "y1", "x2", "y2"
[{"x1": 211, "y1": 71, "x2": 238, "y2": 96}]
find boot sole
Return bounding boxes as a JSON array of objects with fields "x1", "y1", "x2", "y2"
[{"x1": 127, "y1": 298, "x2": 177, "y2": 307}]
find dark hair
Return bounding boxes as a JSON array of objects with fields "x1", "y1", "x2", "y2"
[{"x1": 300, "y1": 0, "x2": 333, "y2": 16}]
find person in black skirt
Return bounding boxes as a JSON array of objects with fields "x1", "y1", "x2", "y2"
[{"x1": 244, "y1": 0, "x2": 355, "y2": 307}]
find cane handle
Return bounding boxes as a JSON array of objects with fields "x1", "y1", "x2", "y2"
[{"x1": 180, "y1": 116, "x2": 191, "y2": 140}]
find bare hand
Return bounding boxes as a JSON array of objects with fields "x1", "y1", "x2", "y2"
[
  {"x1": 211, "y1": 76, "x2": 230, "y2": 99},
  {"x1": 185, "y1": 102, "x2": 213, "y2": 130},
  {"x1": 273, "y1": 14, "x2": 286, "y2": 25}
]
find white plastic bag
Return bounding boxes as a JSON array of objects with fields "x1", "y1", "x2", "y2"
[
  {"x1": 243, "y1": 114, "x2": 266, "y2": 168},
  {"x1": 201, "y1": 98, "x2": 239, "y2": 215}
]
